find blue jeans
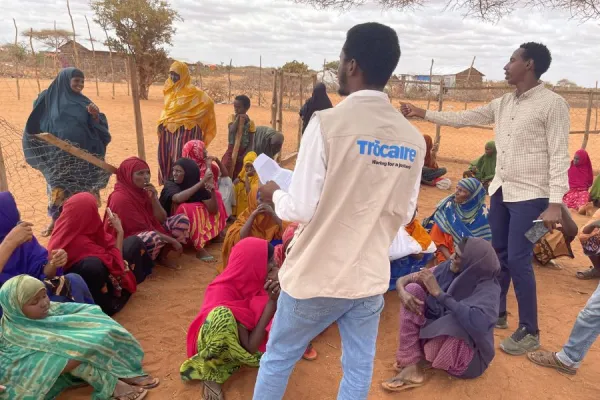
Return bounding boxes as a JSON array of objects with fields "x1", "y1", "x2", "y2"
[
  {"x1": 556, "y1": 281, "x2": 600, "y2": 368},
  {"x1": 489, "y1": 188, "x2": 548, "y2": 334},
  {"x1": 253, "y1": 291, "x2": 384, "y2": 400}
]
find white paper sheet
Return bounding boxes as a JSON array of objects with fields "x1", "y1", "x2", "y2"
[{"x1": 253, "y1": 154, "x2": 293, "y2": 192}]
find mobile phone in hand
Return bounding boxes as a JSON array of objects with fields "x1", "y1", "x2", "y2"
[
  {"x1": 525, "y1": 221, "x2": 549, "y2": 244},
  {"x1": 106, "y1": 207, "x2": 114, "y2": 219}
]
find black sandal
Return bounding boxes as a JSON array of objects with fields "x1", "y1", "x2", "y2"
[{"x1": 576, "y1": 266, "x2": 600, "y2": 280}]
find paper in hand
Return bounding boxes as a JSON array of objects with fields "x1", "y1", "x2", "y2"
[{"x1": 253, "y1": 153, "x2": 293, "y2": 192}]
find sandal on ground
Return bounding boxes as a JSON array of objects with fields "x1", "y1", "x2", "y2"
[
  {"x1": 393, "y1": 360, "x2": 432, "y2": 373},
  {"x1": 203, "y1": 381, "x2": 224, "y2": 400},
  {"x1": 576, "y1": 266, "x2": 600, "y2": 280},
  {"x1": 302, "y1": 346, "x2": 318, "y2": 361},
  {"x1": 527, "y1": 351, "x2": 576, "y2": 375},
  {"x1": 40, "y1": 227, "x2": 53, "y2": 237},
  {"x1": 196, "y1": 249, "x2": 217, "y2": 263},
  {"x1": 381, "y1": 375, "x2": 424, "y2": 392},
  {"x1": 111, "y1": 387, "x2": 148, "y2": 400},
  {"x1": 122, "y1": 376, "x2": 160, "y2": 389}
]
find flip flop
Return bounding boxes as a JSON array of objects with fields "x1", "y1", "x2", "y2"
[
  {"x1": 527, "y1": 351, "x2": 577, "y2": 375},
  {"x1": 381, "y1": 375, "x2": 424, "y2": 392},
  {"x1": 111, "y1": 388, "x2": 148, "y2": 400},
  {"x1": 122, "y1": 376, "x2": 160, "y2": 389},
  {"x1": 203, "y1": 381, "x2": 224, "y2": 400},
  {"x1": 196, "y1": 252, "x2": 217, "y2": 263},
  {"x1": 302, "y1": 346, "x2": 318, "y2": 361},
  {"x1": 576, "y1": 266, "x2": 600, "y2": 280},
  {"x1": 393, "y1": 360, "x2": 432, "y2": 373}
]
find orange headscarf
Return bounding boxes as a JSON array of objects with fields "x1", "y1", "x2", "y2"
[
  {"x1": 158, "y1": 61, "x2": 217, "y2": 146},
  {"x1": 405, "y1": 219, "x2": 432, "y2": 251}
]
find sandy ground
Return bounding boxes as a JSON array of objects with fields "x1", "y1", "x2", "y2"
[{"x1": 0, "y1": 79, "x2": 599, "y2": 399}]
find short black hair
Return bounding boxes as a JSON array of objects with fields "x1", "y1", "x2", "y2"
[
  {"x1": 235, "y1": 95, "x2": 251, "y2": 110},
  {"x1": 520, "y1": 42, "x2": 552, "y2": 79},
  {"x1": 342, "y1": 22, "x2": 400, "y2": 88}
]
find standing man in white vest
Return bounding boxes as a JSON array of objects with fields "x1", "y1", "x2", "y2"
[{"x1": 254, "y1": 22, "x2": 425, "y2": 400}]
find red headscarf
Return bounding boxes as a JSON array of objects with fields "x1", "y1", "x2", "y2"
[
  {"x1": 274, "y1": 222, "x2": 299, "y2": 267},
  {"x1": 104, "y1": 157, "x2": 166, "y2": 237},
  {"x1": 48, "y1": 192, "x2": 137, "y2": 295},
  {"x1": 568, "y1": 149, "x2": 593, "y2": 190},
  {"x1": 182, "y1": 140, "x2": 219, "y2": 186},
  {"x1": 186, "y1": 237, "x2": 271, "y2": 357},
  {"x1": 423, "y1": 134, "x2": 438, "y2": 169}
]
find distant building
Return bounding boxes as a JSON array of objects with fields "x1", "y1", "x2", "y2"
[
  {"x1": 398, "y1": 66, "x2": 485, "y2": 95},
  {"x1": 54, "y1": 40, "x2": 128, "y2": 78}
]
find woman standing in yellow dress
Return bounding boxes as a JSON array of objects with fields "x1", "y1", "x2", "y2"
[{"x1": 157, "y1": 61, "x2": 217, "y2": 185}]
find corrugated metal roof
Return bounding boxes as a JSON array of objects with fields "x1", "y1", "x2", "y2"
[{"x1": 401, "y1": 65, "x2": 484, "y2": 77}]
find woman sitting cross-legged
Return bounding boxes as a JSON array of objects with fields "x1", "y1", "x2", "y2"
[
  {"x1": 463, "y1": 141, "x2": 496, "y2": 192},
  {"x1": 0, "y1": 192, "x2": 93, "y2": 313},
  {"x1": 48, "y1": 192, "x2": 153, "y2": 316},
  {"x1": 382, "y1": 237, "x2": 500, "y2": 392},
  {"x1": 180, "y1": 237, "x2": 280, "y2": 400},
  {"x1": 159, "y1": 158, "x2": 227, "y2": 263},
  {"x1": 421, "y1": 135, "x2": 447, "y2": 185},
  {"x1": 423, "y1": 177, "x2": 491, "y2": 263},
  {"x1": 219, "y1": 186, "x2": 287, "y2": 272},
  {"x1": 563, "y1": 149, "x2": 593, "y2": 211},
  {"x1": 106, "y1": 157, "x2": 190, "y2": 267},
  {"x1": 0, "y1": 275, "x2": 159, "y2": 400}
]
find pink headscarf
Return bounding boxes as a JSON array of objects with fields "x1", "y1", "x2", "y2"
[
  {"x1": 568, "y1": 149, "x2": 593, "y2": 190},
  {"x1": 274, "y1": 223, "x2": 299, "y2": 267},
  {"x1": 182, "y1": 140, "x2": 219, "y2": 186},
  {"x1": 186, "y1": 237, "x2": 272, "y2": 357}
]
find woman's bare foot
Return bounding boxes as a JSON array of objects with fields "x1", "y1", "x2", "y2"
[
  {"x1": 203, "y1": 381, "x2": 224, "y2": 400},
  {"x1": 196, "y1": 248, "x2": 217, "y2": 263},
  {"x1": 112, "y1": 380, "x2": 147, "y2": 400},
  {"x1": 41, "y1": 220, "x2": 55, "y2": 237},
  {"x1": 121, "y1": 375, "x2": 160, "y2": 389},
  {"x1": 578, "y1": 202, "x2": 594, "y2": 216},
  {"x1": 158, "y1": 248, "x2": 182, "y2": 270},
  {"x1": 381, "y1": 363, "x2": 425, "y2": 392}
]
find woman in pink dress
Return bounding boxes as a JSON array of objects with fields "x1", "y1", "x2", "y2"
[{"x1": 563, "y1": 149, "x2": 593, "y2": 210}]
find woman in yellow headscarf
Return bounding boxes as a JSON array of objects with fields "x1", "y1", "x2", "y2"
[
  {"x1": 219, "y1": 186, "x2": 288, "y2": 272},
  {"x1": 157, "y1": 61, "x2": 217, "y2": 185},
  {"x1": 232, "y1": 152, "x2": 259, "y2": 217}
]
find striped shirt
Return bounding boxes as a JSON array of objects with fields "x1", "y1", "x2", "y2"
[{"x1": 425, "y1": 84, "x2": 570, "y2": 203}]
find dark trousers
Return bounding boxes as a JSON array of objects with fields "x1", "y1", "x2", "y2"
[{"x1": 489, "y1": 188, "x2": 548, "y2": 334}]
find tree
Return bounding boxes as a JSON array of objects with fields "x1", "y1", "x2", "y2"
[
  {"x1": 556, "y1": 78, "x2": 578, "y2": 88},
  {"x1": 282, "y1": 60, "x2": 310, "y2": 74},
  {"x1": 1, "y1": 43, "x2": 28, "y2": 63},
  {"x1": 22, "y1": 28, "x2": 74, "y2": 51},
  {"x1": 91, "y1": 0, "x2": 181, "y2": 100},
  {"x1": 324, "y1": 60, "x2": 339, "y2": 71},
  {"x1": 293, "y1": 0, "x2": 600, "y2": 22}
]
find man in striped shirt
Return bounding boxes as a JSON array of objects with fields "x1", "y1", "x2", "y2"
[{"x1": 402, "y1": 43, "x2": 570, "y2": 356}]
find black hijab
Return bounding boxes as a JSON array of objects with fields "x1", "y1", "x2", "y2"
[
  {"x1": 159, "y1": 158, "x2": 211, "y2": 215},
  {"x1": 300, "y1": 83, "x2": 333, "y2": 134}
]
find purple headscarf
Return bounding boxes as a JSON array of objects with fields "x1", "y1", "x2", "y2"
[
  {"x1": 0, "y1": 192, "x2": 50, "y2": 285},
  {"x1": 420, "y1": 237, "x2": 501, "y2": 378}
]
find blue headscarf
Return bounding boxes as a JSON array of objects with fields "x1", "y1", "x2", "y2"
[
  {"x1": 22, "y1": 68, "x2": 111, "y2": 190},
  {"x1": 0, "y1": 192, "x2": 51, "y2": 286},
  {"x1": 423, "y1": 177, "x2": 491, "y2": 245}
]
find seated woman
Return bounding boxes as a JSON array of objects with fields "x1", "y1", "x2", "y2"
[
  {"x1": 0, "y1": 192, "x2": 93, "y2": 311},
  {"x1": 563, "y1": 149, "x2": 593, "y2": 211},
  {"x1": 0, "y1": 274, "x2": 159, "y2": 400},
  {"x1": 421, "y1": 135, "x2": 447, "y2": 185},
  {"x1": 389, "y1": 209, "x2": 436, "y2": 291},
  {"x1": 382, "y1": 237, "x2": 500, "y2": 392},
  {"x1": 575, "y1": 208, "x2": 600, "y2": 280},
  {"x1": 233, "y1": 151, "x2": 259, "y2": 217},
  {"x1": 253, "y1": 126, "x2": 284, "y2": 159},
  {"x1": 160, "y1": 158, "x2": 227, "y2": 262},
  {"x1": 180, "y1": 238, "x2": 280, "y2": 400},
  {"x1": 48, "y1": 193, "x2": 152, "y2": 316},
  {"x1": 182, "y1": 139, "x2": 234, "y2": 219},
  {"x1": 423, "y1": 178, "x2": 491, "y2": 263},
  {"x1": 533, "y1": 203, "x2": 577, "y2": 268},
  {"x1": 106, "y1": 157, "x2": 190, "y2": 265},
  {"x1": 220, "y1": 186, "x2": 287, "y2": 272},
  {"x1": 463, "y1": 141, "x2": 496, "y2": 191}
]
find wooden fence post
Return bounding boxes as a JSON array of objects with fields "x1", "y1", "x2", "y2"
[
  {"x1": 102, "y1": 25, "x2": 115, "y2": 99},
  {"x1": 0, "y1": 140, "x2": 8, "y2": 192},
  {"x1": 85, "y1": 16, "x2": 100, "y2": 97},
  {"x1": 312, "y1": 74, "x2": 317, "y2": 89},
  {"x1": 277, "y1": 70, "x2": 284, "y2": 132},
  {"x1": 227, "y1": 59, "x2": 232, "y2": 103},
  {"x1": 198, "y1": 62, "x2": 203, "y2": 89},
  {"x1": 434, "y1": 80, "x2": 444, "y2": 148},
  {"x1": 595, "y1": 81, "x2": 598, "y2": 133},
  {"x1": 258, "y1": 56, "x2": 262, "y2": 107},
  {"x1": 582, "y1": 90, "x2": 593, "y2": 149},
  {"x1": 426, "y1": 59, "x2": 434, "y2": 110},
  {"x1": 29, "y1": 28, "x2": 41, "y2": 94},
  {"x1": 12, "y1": 19, "x2": 20, "y2": 101},
  {"x1": 297, "y1": 74, "x2": 304, "y2": 150},
  {"x1": 271, "y1": 71, "x2": 277, "y2": 129},
  {"x1": 124, "y1": 59, "x2": 130, "y2": 96},
  {"x1": 66, "y1": 0, "x2": 80, "y2": 68},
  {"x1": 53, "y1": 21, "x2": 60, "y2": 75},
  {"x1": 463, "y1": 56, "x2": 476, "y2": 110},
  {"x1": 128, "y1": 56, "x2": 146, "y2": 160}
]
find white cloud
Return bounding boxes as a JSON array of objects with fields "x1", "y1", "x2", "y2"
[{"x1": 2, "y1": 0, "x2": 599, "y2": 86}]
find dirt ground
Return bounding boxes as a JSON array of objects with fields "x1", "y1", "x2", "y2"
[{"x1": 0, "y1": 79, "x2": 599, "y2": 399}]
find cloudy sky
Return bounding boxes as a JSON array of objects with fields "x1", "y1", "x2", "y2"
[{"x1": 2, "y1": 0, "x2": 599, "y2": 86}]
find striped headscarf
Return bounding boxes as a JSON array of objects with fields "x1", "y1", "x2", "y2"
[
  {"x1": 0, "y1": 275, "x2": 146, "y2": 399},
  {"x1": 423, "y1": 177, "x2": 491, "y2": 245}
]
